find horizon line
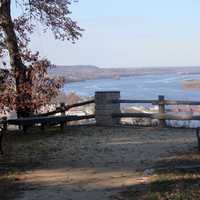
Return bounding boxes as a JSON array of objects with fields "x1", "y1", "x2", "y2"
[{"x1": 54, "y1": 64, "x2": 200, "y2": 69}]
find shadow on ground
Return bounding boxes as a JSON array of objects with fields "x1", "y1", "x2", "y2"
[{"x1": 0, "y1": 126, "x2": 199, "y2": 200}]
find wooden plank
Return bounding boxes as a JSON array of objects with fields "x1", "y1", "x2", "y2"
[
  {"x1": 35, "y1": 100, "x2": 95, "y2": 117},
  {"x1": 65, "y1": 100, "x2": 95, "y2": 110},
  {"x1": 113, "y1": 99, "x2": 158, "y2": 104},
  {"x1": 112, "y1": 112, "x2": 200, "y2": 120},
  {"x1": 163, "y1": 100, "x2": 200, "y2": 105},
  {"x1": 7, "y1": 115, "x2": 95, "y2": 126},
  {"x1": 113, "y1": 99, "x2": 200, "y2": 105},
  {"x1": 35, "y1": 108, "x2": 62, "y2": 117},
  {"x1": 154, "y1": 113, "x2": 194, "y2": 120},
  {"x1": 112, "y1": 113, "x2": 153, "y2": 118}
]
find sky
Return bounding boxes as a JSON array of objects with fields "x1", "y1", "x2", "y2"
[{"x1": 25, "y1": 1, "x2": 200, "y2": 67}]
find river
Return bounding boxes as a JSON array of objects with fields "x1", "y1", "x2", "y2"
[{"x1": 64, "y1": 73, "x2": 200, "y2": 101}]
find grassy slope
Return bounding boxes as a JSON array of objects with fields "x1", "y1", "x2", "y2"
[{"x1": 117, "y1": 155, "x2": 200, "y2": 200}]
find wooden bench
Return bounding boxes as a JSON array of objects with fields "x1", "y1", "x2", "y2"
[{"x1": 0, "y1": 115, "x2": 95, "y2": 154}]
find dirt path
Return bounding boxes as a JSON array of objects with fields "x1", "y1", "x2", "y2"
[{"x1": 9, "y1": 127, "x2": 197, "y2": 200}]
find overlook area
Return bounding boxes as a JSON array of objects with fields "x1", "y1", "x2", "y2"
[
  {"x1": 1, "y1": 126, "x2": 200, "y2": 200},
  {"x1": 1, "y1": 0, "x2": 200, "y2": 199}
]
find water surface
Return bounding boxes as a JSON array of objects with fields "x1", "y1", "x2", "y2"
[{"x1": 64, "y1": 74, "x2": 200, "y2": 100}]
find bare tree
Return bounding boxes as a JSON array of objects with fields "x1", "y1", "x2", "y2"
[{"x1": 0, "y1": 0, "x2": 82, "y2": 117}]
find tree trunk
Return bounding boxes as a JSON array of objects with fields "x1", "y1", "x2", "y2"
[{"x1": 0, "y1": 0, "x2": 32, "y2": 118}]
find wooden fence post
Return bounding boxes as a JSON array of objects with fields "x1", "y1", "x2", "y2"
[
  {"x1": 158, "y1": 95, "x2": 166, "y2": 127},
  {"x1": 60, "y1": 102, "x2": 66, "y2": 131}
]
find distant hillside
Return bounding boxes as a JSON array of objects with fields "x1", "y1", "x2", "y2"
[
  {"x1": 48, "y1": 65, "x2": 102, "y2": 82},
  {"x1": 48, "y1": 65, "x2": 200, "y2": 83}
]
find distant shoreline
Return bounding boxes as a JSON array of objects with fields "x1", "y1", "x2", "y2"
[
  {"x1": 64, "y1": 73, "x2": 200, "y2": 84},
  {"x1": 49, "y1": 65, "x2": 200, "y2": 84}
]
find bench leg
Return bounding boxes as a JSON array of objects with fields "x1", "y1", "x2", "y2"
[
  {"x1": 0, "y1": 130, "x2": 4, "y2": 155},
  {"x1": 0, "y1": 118, "x2": 7, "y2": 155},
  {"x1": 196, "y1": 129, "x2": 200, "y2": 152}
]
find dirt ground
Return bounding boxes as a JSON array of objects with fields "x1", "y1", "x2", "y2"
[{"x1": 1, "y1": 126, "x2": 199, "y2": 200}]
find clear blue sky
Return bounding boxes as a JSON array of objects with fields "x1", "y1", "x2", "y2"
[{"x1": 29, "y1": 0, "x2": 200, "y2": 68}]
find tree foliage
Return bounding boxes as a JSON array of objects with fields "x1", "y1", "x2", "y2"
[{"x1": 0, "y1": 0, "x2": 82, "y2": 116}]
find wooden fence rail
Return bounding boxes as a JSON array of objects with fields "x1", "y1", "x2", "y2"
[
  {"x1": 0, "y1": 100, "x2": 95, "y2": 128},
  {"x1": 112, "y1": 95, "x2": 200, "y2": 128},
  {"x1": 112, "y1": 113, "x2": 200, "y2": 121},
  {"x1": 35, "y1": 100, "x2": 95, "y2": 117},
  {"x1": 0, "y1": 114, "x2": 95, "y2": 132},
  {"x1": 7, "y1": 114, "x2": 95, "y2": 126},
  {"x1": 113, "y1": 99, "x2": 200, "y2": 106},
  {"x1": 112, "y1": 99, "x2": 158, "y2": 104},
  {"x1": 157, "y1": 100, "x2": 200, "y2": 106}
]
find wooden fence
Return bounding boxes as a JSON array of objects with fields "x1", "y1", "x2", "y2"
[
  {"x1": 2, "y1": 92, "x2": 200, "y2": 129},
  {"x1": 7, "y1": 99, "x2": 95, "y2": 128},
  {"x1": 111, "y1": 94, "x2": 200, "y2": 151},
  {"x1": 112, "y1": 95, "x2": 200, "y2": 128},
  {"x1": 0, "y1": 100, "x2": 95, "y2": 154},
  {"x1": 1, "y1": 91, "x2": 200, "y2": 153},
  {"x1": 2, "y1": 92, "x2": 200, "y2": 128}
]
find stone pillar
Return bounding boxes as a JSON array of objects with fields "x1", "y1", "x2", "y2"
[{"x1": 95, "y1": 91, "x2": 120, "y2": 126}]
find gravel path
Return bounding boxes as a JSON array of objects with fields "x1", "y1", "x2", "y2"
[{"x1": 10, "y1": 126, "x2": 197, "y2": 200}]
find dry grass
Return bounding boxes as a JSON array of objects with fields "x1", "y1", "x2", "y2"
[
  {"x1": 0, "y1": 126, "x2": 199, "y2": 200},
  {"x1": 0, "y1": 170, "x2": 21, "y2": 200},
  {"x1": 148, "y1": 169, "x2": 200, "y2": 200},
  {"x1": 116, "y1": 154, "x2": 200, "y2": 200}
]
